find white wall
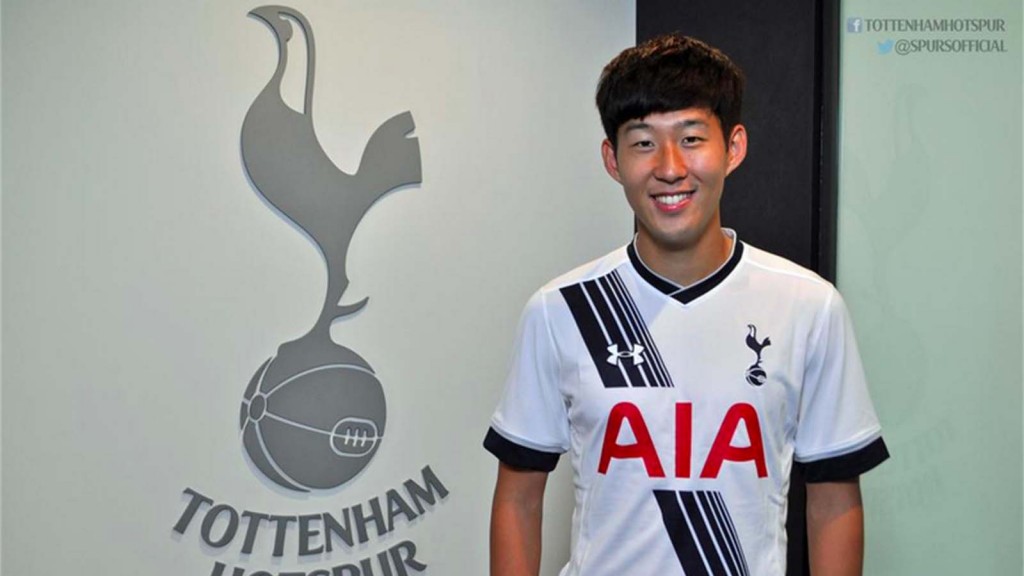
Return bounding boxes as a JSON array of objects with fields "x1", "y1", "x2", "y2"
[{"x1": 1, "y1": 1, "x2": 634, "y2": 574}]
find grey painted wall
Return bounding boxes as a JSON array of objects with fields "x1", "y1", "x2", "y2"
[{"x1": 1, "y1": 1, "x2": 634, "y2": 574}]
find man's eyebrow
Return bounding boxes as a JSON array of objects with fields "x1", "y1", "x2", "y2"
[
  {"x1": 621, "y1": 119, "x2": 709, "y2": 134},
  {"x1": 621, "y1": 121, "x2": 651, "y2": 134}
]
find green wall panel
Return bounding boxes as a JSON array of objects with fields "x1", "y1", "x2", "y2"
[{"x1": 838, "y1": 1, "x2": 1022, "y2": 573}]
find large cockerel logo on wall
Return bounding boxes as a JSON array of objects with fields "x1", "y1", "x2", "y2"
[{"x1": 238, "y1": 5, "x2": 421, "y2": 492}]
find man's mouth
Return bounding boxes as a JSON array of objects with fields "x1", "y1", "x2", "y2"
[{"x1": 653, "y1": 191, "x2": 694, "y2": 207}]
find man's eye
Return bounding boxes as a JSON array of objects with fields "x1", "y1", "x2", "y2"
[
  {"x1": 681, "y1": 136, "x2": 704, "y2": 145},
  {"x1": 632, "y1": 140, "x2": 654, "y2": 149}
]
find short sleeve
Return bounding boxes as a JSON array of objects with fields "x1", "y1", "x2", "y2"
[
  {"x1": 484, "y1": 290, "x2": 570, "y2": 472},
  {"x1": 794, "y1": 289, "x2": 889, "y2": 482}
]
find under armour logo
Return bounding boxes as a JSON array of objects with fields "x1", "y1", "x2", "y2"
[{"x1": 607, "y1": 344, "x2": 645, "y2": 366}]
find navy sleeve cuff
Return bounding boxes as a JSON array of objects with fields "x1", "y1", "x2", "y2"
[
  {"x1": 798, "y1": 437, "x2": 890, "y2": 483},
  {"x1": 483, "y1": 427, "x2": 561, "y2": 472}
]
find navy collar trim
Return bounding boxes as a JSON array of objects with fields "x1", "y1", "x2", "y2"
[{"x1": 626, "y1": 235, "x2": 744, "y2": 304}]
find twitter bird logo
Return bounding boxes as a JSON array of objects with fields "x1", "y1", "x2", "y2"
[{"x1": 877, "y1": 39, "x2": 894, "y2": 54}]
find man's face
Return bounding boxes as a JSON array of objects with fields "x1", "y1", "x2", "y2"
[{"x1": 601, "y1": 108, "x2": 746, "y2": 254}]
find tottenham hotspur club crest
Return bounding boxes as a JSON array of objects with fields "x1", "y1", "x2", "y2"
[
  {"x1": 744, "y1": 324, "x2": 771, "y2": 386},
  {"x1": 237, "y1": 6, "x2": 422, "y2": 492}
]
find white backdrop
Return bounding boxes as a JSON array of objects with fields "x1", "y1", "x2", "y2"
[{"x1": 1, "y1": 1, "x2": 634, "y2": 574}]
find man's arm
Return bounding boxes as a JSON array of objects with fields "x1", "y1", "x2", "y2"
[
  {"x1": 806, "y1": 478, "x2": 865, "y2": 576},
  {"x1": 490, "y1": 462, "x2": 549, "y2": 576}
]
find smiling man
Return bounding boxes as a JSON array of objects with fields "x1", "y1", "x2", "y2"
[{"x1": 484, "y1": 35, "x2": 888, "y2": 576}]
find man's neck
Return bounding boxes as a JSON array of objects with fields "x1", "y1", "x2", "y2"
[{"x1": 635, "y1": 228, "x2": 733, "y2": 288}]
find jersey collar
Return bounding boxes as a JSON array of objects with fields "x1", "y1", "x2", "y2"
[{"x1": 626, "y1": 229, "x2": 745, "y2": 305}]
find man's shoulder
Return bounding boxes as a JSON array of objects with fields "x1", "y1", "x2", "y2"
[
  {"x1": 740, "y1": 242, "x2": 836, "y2": 293},
  {"x1": 735, "y1": 242, "x2": 848, "y2": 318},
  {"x1": 512, "y1": 245, "x2": 628, "y2": 338}
]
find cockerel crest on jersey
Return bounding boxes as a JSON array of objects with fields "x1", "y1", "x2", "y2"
[{"x1": 744, "y1": 324, "x2": 771, "y2": 387}]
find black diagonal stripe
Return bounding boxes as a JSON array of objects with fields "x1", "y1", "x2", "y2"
[
  {"x1": 698, "y1": 492, "x2": 743, "y2": 576},
  {"x1": 595, "y1": 274, "x2": 658, "y2": 388},
  {"x1": 560, "y1": 283, "x2": 628, "y2": 388},
  {"x1": 598, "y1": 274, "x2": 665, "y2": 388},
  {"x1": 709, "y1": 492, "x2": 750, "y2": 575},
  {"x1": 711, "y1": 492, "x2": 750, "y2": 575},
  {"x1": 582, "y1": 278, "x2": 646, "y2": 387},
  {"x1": 606, "y1": 271, "x2": 674, "y2": 387},
  {"x1": 680, "y1": 492, "x2": 729, "y2": 575},
  {"x1": 697, "y1": 491, "x2": 742, "y2": 576},
  {"x1": 654, "y1": 490, "x2": 709, "y2": 576}
]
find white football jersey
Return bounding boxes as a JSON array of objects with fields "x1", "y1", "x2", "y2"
[{"x1": 485, "y1": 231, "x2": 888, "y2": 576}]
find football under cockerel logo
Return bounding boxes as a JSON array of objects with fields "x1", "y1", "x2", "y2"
[
  {"x1": 239, "y1": 6, "x2": 421, "y2": 492},
  {"x1": 744, "y1": 324, "x2": 771, "y2": 386}
]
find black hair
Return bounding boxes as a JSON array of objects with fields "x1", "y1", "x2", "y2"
[{"x1": 596, "y1": 34, "x2": 745, "y2": 149}]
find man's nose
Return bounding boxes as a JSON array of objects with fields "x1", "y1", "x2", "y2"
[{"x1": 654, "y1": 144, "x2": 687, "y2": 182}]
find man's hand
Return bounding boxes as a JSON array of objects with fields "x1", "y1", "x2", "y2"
[
  {"x1": 490, "y1": 463, "x2": 549, "y2": 576},
  {"x1": 806, "y1": 478, "x2": 865, "y2": 576}
]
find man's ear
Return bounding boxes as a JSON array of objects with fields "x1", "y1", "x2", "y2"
[
  {"x1": 601, "y1": 139, "x2": 623, "y2": 184},
  {"x1": 725, "y1": 124, "x2": 748, "y2": 176}
]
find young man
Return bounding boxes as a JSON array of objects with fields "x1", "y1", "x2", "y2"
[{"x1": 484, "y1": 35, "x2": 888, "y2": 576}]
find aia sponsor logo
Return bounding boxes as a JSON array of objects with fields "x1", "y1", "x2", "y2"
[{"x1": 598, "y1": 402, "x2": 768, "y2": 479}]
